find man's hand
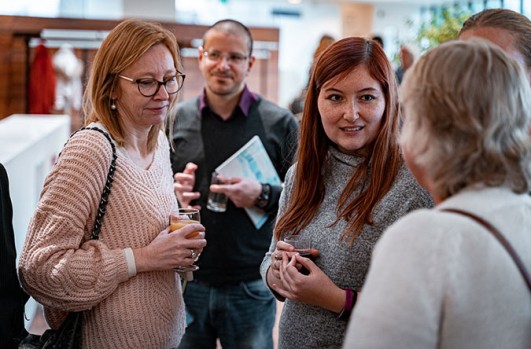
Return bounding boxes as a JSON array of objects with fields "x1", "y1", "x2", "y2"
[
  {"x1": 173, "y1": 162, "x2": 201, "y2": 208},
  {"x1": 209, "y1": 177, "x2": 262, "y2": 208}
]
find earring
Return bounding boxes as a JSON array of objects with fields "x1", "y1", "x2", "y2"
[{"x1": 111, "y1": 100, "x2": 117, "y2": 110}]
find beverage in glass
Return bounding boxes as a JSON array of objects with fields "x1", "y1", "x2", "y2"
[{"x1": 170, "y1": 208, "x2": 201, "y2": 272}]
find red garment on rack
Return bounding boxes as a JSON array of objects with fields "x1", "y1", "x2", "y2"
[{"x1": 29, "y1": 43, "x2": 56, "y2": 114}]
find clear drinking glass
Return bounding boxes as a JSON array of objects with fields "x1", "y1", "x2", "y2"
[
  {"x1": 207, "y1": 171, "x2": 228, "y2": 212},
  {"x1": 170, "y1": 208, "x2": 201, "y2": 272},
  {"x1": 283, "y1": 234, "x2": 317, "y2": 275},
  {"x1": 283, "y1": 235, "x2": 313, "y2": 259}
]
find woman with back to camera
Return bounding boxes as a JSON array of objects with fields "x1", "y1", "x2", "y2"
[
  {"x1": 260, "y1": 37, "x2": 433, "y2": 348},
  {"x1": 344, "y1": 39, "x2": 531, "y2": 349},
  {"x1": 18, "y1": 19, "x2": 206, "y2": 348}
]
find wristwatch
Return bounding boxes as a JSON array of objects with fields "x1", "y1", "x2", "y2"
[{"x1": 255, "y1": 183, "x2": 271, "y2": 209}]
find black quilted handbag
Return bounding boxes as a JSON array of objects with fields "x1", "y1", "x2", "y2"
[
  {"x1": 19, "y1": 127, "x2": 117, "y2": 349},
  {"x1": 19, "y1": 312, "x2": 83, "y2": 349}
]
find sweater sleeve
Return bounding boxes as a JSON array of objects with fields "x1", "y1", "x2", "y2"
[{"x1": 18, "y1": 130, "x2": 130, "y2": 312}]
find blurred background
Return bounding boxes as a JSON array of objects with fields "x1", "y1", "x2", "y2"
[{"x1": 1, "y1": 0, "x2": 529, "y2": 113}]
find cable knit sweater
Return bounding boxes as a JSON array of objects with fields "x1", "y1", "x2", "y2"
[
  {"x1": 260, "y1": 147, "x2": 434, "y2": 349},
  {"x1": 18, "y1": 125, "x2": 184, "y2": 349}
]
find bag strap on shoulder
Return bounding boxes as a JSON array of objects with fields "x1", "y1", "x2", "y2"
[
  {"x1": 441, "y1": 208, "x2": 531, "y2": 292},
  {"x1": 62, "y1": 127, "x2": 117, "y2": 240}
]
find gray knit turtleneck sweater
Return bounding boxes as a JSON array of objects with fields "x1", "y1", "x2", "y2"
[{"x1": 260, "y1": 146, "x2": 433, "y2": 349}]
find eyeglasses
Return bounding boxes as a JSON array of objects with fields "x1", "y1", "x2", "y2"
[
  {"x1": 118, "y1": 73, "x2": 186, "y2": 97},
  {"x1": 203, "y1": 50, "x2": 249, "y2": 65}
]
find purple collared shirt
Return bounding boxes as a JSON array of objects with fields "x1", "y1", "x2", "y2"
[{"x1": 199, "y1": 85, "x2": 258, "y2": 120}]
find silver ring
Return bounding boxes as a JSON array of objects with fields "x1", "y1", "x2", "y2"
[
  {"x1": 191, "y1": 250, "x2": 198, "y2": 259},
  {"x1": 274, "y1": 252, "x2": 282, "y2": 261}
]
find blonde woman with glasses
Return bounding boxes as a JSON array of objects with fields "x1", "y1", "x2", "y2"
[{"x1": 19, "y1": 19, "x2": 206, "y2": 348}]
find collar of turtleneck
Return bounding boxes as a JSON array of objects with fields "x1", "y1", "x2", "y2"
[{"x1": 328, "y1": 145, "x2": 366, "y2": 168}]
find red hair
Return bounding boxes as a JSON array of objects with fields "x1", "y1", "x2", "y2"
[{"x1": 274, "y1": 37, "x2": 402, "y2": 243}]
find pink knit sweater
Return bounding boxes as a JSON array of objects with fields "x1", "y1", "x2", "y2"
[{"x1": 18, "y1": 126, "x2": 185, "y2": 348}]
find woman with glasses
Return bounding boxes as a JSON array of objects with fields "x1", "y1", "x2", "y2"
[{"x1": 18, "y1": 19, "x2": 206, "y2": 348}]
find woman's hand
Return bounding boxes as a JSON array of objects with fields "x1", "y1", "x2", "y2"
[
  {"x1": 268, "y1": 240, "x2": 296, "y2": 281},
  {"x1": 133, "y1": 223, "x2": 206, "y2": 273},
  {"x1": 271, "y1": 254, "x2": 344, "y2": 313}
]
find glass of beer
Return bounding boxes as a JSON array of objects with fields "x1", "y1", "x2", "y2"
[{"x1": 170, "y1": 208, "x2": 201, "y2": 272}]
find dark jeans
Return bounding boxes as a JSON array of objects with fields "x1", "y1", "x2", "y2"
[{"x1": 178, "y1": 279, "x2": 276, "y2": 349}]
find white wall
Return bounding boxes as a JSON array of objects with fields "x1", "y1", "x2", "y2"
[
  {"x1": 0, "y1": 114, "x2": 70, "y2": 330},
  {"x1": 123, "y1": 0, "x2": 175, "y2": 21},
  {"x1": 0, "y1": 114, "x2": 70, "y2": 257}
]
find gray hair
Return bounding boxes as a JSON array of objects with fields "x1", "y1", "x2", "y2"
[{"x1": 400, "y1": 38, "x2": 531, "y2": 200}]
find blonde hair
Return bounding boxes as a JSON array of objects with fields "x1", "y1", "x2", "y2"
[
  {"x1": 400, "y1": 38, "x2": 531, "y2": 200},
  {"x1": 83, "y1": 18, "x2": 183, "y2": 151}
]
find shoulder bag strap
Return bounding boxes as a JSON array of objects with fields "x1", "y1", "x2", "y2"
[
  {"x1": 441, "y1": 208, "x2": 531, "y2": 292},
  {"x1": 61, "y1": 127, "x2": 117, "y2": 240}
]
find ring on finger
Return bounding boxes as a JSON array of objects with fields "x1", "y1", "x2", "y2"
[
  {"x1": 274, "y1": 252, "x2": 282, "y2": 261},
  {"x1": 191, "y1": 250, "x2": 199, "y2": 259}
]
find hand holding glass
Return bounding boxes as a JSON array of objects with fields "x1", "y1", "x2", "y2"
[
  {"x1": 207, "y1": 171, "x2": 228, "y2": 212},
  {"x1": 283, "y1": 235, "x2": 316, "y2": 259},
  {"x1": 170, "y1": 208, "x2": 201, "y2": 272},
  {"x1": 283, "y1": 235, "x2": 319, "y2": 275}
]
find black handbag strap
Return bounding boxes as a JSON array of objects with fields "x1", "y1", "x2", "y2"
[
  {"x1": 442, "y1": 208, "x2": 531, "y2": 292},
  {"x1": 61, "y1": 127, "x2": 117, "y2": 240}
]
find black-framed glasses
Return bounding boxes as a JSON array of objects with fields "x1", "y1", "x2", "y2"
[
  {"x1": 118, "y1": 73, "x2": 186, "y2": 97},
  {"x1": 203, "y1": 50, "x2": 249, "y2": 65}
]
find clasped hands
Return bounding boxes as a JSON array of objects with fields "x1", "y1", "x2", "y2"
[{"x1": 268, "y1": 241, "x2": 333, "y2": 306}]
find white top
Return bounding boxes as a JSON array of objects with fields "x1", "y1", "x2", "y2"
[{"x1": 343, "y1": 186, "x2": 531, "y2": 349}]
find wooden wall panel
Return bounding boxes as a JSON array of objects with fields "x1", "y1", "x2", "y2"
[{"x1": 0, "y1": 15, "x2": 279, "y2": 121}]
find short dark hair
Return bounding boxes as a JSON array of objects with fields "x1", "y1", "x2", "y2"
[
  {"x1": 203, "y1": 19, "x2": 254, "y2": 55},
  {"x1": 372, "y1": 35, "x2": 384, "y2": 48}
]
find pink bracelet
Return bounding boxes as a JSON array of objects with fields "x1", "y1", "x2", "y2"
[{"x1": 337, "y1": 288, "x2": 357, "y2": 320}]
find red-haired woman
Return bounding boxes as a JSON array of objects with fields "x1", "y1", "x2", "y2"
[{"x1": 260, "y1": 37, "x2": 433, "y2": 348}]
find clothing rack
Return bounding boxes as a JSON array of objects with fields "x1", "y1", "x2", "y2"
[{"x1": 18, "y1": 29, "x2": 108, "y2": 113}]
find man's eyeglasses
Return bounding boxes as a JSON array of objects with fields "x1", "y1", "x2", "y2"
[
  {"x1": 118, "y1": 73, "x2": 186, "y2": 97},
  {"x1": 203, "y1": 50, "x2": 249, "y2": 65}
]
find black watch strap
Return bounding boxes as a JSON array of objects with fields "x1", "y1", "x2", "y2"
[{"x1": 255, "y1": 183, "x2": 271, "y2": 209}]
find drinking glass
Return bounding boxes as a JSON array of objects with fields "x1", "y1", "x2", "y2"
[
  {"x1": 207, "y1": 171, "x2": 228, "y2": 212},
  {"x1": 283, "y1": 235, "x2": 318, "y2": 275},
  {"x1": 283, "y1": 235, "x2": 313, "y2": 259},
  {"x1": 170, "y1": 208, "x2": 201, "y2": 272}
]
